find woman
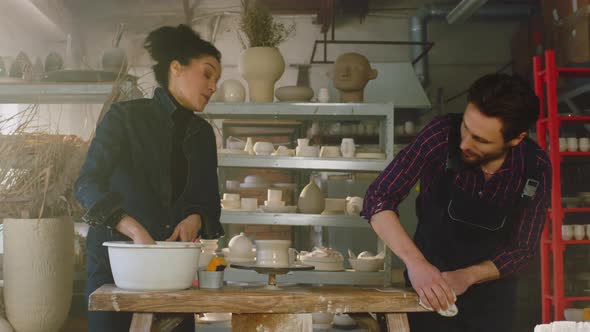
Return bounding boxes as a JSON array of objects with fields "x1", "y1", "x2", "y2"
[{"x1": 74, "y1": 24, "x2": 224, "y2": 332}]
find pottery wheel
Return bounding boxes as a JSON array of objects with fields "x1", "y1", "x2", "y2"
[{"x1": 231, "y1": 264, "x2": 314, "y2": 290}]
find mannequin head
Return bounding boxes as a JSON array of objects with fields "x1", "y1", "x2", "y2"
[{"x1": 330, "y1": 52, "x2": 377, "y2": 102}]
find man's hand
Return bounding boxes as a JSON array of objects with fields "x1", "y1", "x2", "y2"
[
  {"x1": 442, "y1": 269, "x2": 474, "y2": 296},
  {"x1": 116, "y1": 215, "x2": 156, "y2": 245},
  {"x1": 166, "y1": 214, "x2": 202, "y2": 242},
  {"x1": 407, "y1": 259, "x2": 456, "y2": 311}
]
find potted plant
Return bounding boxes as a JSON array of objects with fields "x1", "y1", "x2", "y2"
[
  {"x1": 238, "y1": 0, "x2": 294, "y2": 102},
  {"x1": 0, "y1": 106, "x2": 87, "y2": 332}
]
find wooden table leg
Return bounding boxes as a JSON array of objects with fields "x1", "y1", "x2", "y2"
[
  {"x1": 130, "y1": 313, "x2": 155, "y2": 332},
  {"x1": 385, "y1": 313, "x2": 410, "y2": 332},
  {"x1": 232, "y1": 313, "x2": 312, "y2": 332}
]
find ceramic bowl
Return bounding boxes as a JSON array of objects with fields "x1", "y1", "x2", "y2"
[
  {"x1": 255, "y1": 240, "x2": 291, "y2": 267},
  {"x1": 103, "y1": 241, "x2": 201, "y2": 291},
  {"x1": 227, "y1": 140, "x2": 246, "y2": 150},
  {"x1": 275, "y1": 86, "x2": 314, "y2": 102},
  {"x1": 348, "y1": 258, "x2": 384, "y2": 272},
  {"x1": 244, "y1": 175, "x2": 266, "y2": 184},
  {"x1": 228, "y1": 232, "x2": 254, "y2": 258},
  {"x1": 253, "y1": 142, "x2": 274, "y2": 155}
]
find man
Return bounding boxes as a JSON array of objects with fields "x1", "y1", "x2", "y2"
[{"x1": 362, "y1": 73, "x2": 551, "y2": 331}]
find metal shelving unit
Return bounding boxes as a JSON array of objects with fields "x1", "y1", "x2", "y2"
[
  {"x1": 204, "y1": 102, "x2": 396, "y2": 286},
  {"x1": 220, "y1": 211, "x2": 370, "y2": 228},
  {"x1": 0, "y1": 82, "x2": 117, "y2": 104},
  {"x1": 218, "y1": 154, "x2": 388, "y2": 172},
  {"x1": 534, "y1": 50, "x2": 590, "y2": 323}
]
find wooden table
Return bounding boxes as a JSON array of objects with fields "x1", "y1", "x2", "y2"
[{"x1": 89, "y1": 284, "x2": 427, "y2": 332}]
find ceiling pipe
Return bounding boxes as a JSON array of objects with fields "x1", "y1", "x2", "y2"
[
  {"x1": 410, "y1": 3, "x2": 535, "y2": 86},
  {"x1": 447, "y1": 0, "x2": 489, "y2": 24}
]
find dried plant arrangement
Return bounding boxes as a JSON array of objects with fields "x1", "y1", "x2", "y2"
[
  {"x1": 0, "y1": 105, "x2": 88, "y2": 219},
  {"x1": 238, "y1": 0, "x2": 295, "y2": 49}
]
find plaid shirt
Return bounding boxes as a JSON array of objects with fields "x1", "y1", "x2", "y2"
[{"x1": 362, "y1": 115, "x2": 551, "y2": 277}]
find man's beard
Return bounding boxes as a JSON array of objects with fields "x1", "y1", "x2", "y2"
[{"x1": 460, "y1": 146, "x2": 509, "y2": 166}]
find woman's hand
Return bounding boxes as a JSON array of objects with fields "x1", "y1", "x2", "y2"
[
  {"x1": 166, "y1": 214, "x2": 202, "y2": 242},
  {"x1": 116, "y1": 216, "x2": 156, "y2": 245}
]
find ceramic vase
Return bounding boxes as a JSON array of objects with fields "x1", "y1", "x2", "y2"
[
  {"x1": 3, "y1": 217, "x2": 74, "y2": 332},
  {"x1": 298, "y1": 179, "x2": 325, "y2": 214},
  {"x1": 238, "y1": 47, "x2": 285, "y2": 102}
]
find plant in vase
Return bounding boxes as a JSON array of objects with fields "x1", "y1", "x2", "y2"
[
  {"x1": 238, "y1": 0, "x2": 294, "y2": 102},
  {"x1": 0, "y1": 106, "x2": 87, "y2": 332}
]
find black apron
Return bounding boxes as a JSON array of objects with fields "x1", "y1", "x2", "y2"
[{"x1": 407, "y1": 114, "x2": 540, "y2": 332}]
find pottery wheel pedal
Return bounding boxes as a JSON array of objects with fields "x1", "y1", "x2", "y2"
[{"x1": 231, "y1": 264, "x2": 314, "y2": 290}]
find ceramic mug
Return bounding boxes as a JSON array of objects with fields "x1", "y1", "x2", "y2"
[
  {"x1": 567, "y1": 137, "x2": 578, "y2": 152},
  {"x1": 573, "y1": 224, "x2": 585, "y2": 240},
  {"x1": 562, "y1": 225, "x2": 573, "y2": 241},
  {"x1": 404, "y1": 121, "x2": 415, "y2": 135},
  {"x1": 255, "y1": 240, "x2": 291, "y2": 267},
  {"x1": 579, "y1": 137, "x2": 590, "y2": 152},
  {"x1": 559, "y1": 138, "x2": 567, "y2": 152}
]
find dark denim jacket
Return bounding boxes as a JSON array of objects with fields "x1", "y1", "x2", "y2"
[{"x1": 74, "y1": 88, "x2": 223, "y2": 246}]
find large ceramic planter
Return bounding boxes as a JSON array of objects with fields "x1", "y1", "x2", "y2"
[
  {"x1": 3, "y1": 217, "x2": 74, "y2": 332},
  {"x1": 238, "y1": 47, "x2": 285, "y2": 102}
]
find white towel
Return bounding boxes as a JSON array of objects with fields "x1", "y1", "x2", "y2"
[{"x1": 417, "y1": 291, "x2": 459, "y2": 317}]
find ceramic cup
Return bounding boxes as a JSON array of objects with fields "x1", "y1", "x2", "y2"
[
  {"x1": 267, "y1": 189, "x2": 283, "y2": 202},
  {"x1": 559, "y1": 138, "x2": 567, "y2": 152},
  {"x1": 562, "y1": 225, "x2": 573, "y2": 241},
  {"x1": 241, "y1": 198, "x2": 258, "y2": 211},
  {"x1": 345, "y1": 196, "x2": 363, "y2": 216},
  {"x1": 340, "y1": 138, "x2": 356, "y2": 158},
  {"x1": 567, "y1": 137, "x2": 579, "y2": 152},
  {"x1": 318, "y1": 88, "x2": 330, "y2": 103},
  {"x1": 404, "y1": 121, "x2": 416, "y2": 135},
  {"x1": 573, "y1": 224, "x2": 585, "y2": 240},
  {"x1": 579, "y1": 138, "x2": 590, "y2": 152},
  {"x1": 255, "y1": 240, "x2": 291, "y2": 267}
]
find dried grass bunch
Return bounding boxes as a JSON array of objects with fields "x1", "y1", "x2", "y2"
[
  {"x1": 0, "y1": 105, "x2": 88, "y2": 219},
  {"x1": 238, "y1": 0, "x2": 295, "y2": 48}
]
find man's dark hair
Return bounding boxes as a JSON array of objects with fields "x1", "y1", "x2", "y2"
[
  {"x1": 467, "y1": 73, "x2": 539, "y2": 141},
  {"x1": 144, "y1": 24, "x2": 221, "y2": 88}
]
